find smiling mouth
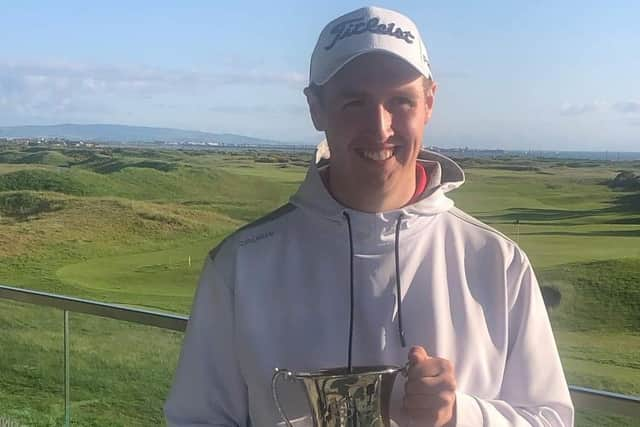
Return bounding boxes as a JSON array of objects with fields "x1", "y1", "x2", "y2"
[{"x1": 357, "y1": 147, "x2": 398, "y2": 162}]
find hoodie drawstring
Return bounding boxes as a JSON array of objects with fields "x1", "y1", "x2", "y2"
[
  {"x1": 395, "y1": 214, "x2": 407, "y2": 348},
  {"x1": 343, "y1": 212, "x2": 407, "y2": 371},
  {"x1": 343, "y1": 212, "x2": 355, "y2": 372}
]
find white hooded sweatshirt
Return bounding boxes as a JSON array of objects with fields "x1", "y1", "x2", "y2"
[{"x1": 165, "y1": 149, "x2": 574, "y2": 426}]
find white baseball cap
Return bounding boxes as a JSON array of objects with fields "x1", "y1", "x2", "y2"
[{"x1": 309, "y1": 6, "x2": 432, "y2": 86}]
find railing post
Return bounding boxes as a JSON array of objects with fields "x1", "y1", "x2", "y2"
[{"x1": 64, "y1": 310, "x2": 70, "y2": 427}]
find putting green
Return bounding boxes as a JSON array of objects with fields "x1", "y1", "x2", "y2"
[{"x1": 55, "y1": 238, "x2": 222, "y2": 309}]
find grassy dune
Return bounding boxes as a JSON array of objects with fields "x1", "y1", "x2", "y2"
[{"x1": 0, "y1": 146, "x2": 638, "y2": 426}]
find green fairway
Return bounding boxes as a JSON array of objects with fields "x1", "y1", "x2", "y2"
[
  {"x1": 452, "y1": 164, "x2": 640, "y2": 268},
  {"x1": 0, "y1": 145, "x2": 638, "y2": 426},
  {"x1": 56, "y1": 238, "x2": 223, "y2": 313}
]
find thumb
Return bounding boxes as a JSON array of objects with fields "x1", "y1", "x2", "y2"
[{"x1": 408, "y1": 345, "x2": 430, "y2": 364}]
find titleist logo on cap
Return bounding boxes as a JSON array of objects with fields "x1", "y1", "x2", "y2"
[{"x1": 325, "y1": 16, "x2": 415, "y2": 50}]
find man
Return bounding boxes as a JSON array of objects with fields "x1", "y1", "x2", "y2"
[{"x1": 165, "y1": 6, "x2": 574, "y2": 426}]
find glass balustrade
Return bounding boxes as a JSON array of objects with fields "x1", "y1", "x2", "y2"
[{"x1": 1, "y1": 285, "x2": 638, "y2": 426}]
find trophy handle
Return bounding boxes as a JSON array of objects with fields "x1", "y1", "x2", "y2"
[
  {"x1": 401, "y1": 361, "x2": 411, "y2": 377},
  {"x1": 272, "y1": 368, "x2": 295, "y2": 427}
]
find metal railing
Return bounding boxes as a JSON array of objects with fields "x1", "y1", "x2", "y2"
[
  {"x1": 1, "y1": 284, "x2": 639, "y2": 424},
  {"x1": 1, "y1": 284, "x2": 187, "y2": 426}
]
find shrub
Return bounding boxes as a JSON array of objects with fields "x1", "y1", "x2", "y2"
[
  {"x1": 609, "y1": 171, "x2": 640, "y2": 191},
  {"x1": 0, "y1": 169, "x2": 86, "y2": 195},
  {"x1": 0, "y1": 192, "x2": 64, "y2": 219}
]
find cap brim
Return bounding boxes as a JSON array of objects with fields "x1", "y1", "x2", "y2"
[{"x1": 312, "y1": 48, "x2": 432, "y2": 86}]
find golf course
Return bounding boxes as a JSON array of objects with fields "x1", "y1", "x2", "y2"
[{"x1": 0, "y1": 144, "x2": 638, "y2": 426}]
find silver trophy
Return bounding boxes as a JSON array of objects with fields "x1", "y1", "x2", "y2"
[{"x1": 272, "y1": 364, "x2": 408, "y2": 427}]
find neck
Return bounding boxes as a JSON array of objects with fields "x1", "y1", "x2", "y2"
[{"x1": 322, "y1": 167, "x2": 416, "y2": 213}]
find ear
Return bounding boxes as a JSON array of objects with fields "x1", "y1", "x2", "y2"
[
  {"x1": 304, "y1": 86, "x2": 328, "y2": 131},
  {"x1": 424, "y1": 81, "x2": 437, "y2": 124}
]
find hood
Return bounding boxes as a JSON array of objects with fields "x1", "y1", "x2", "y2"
[
  {"x1": 289, "y1": 140, "x2": 465, "y2": 223},
  {"x1": 289, "y1": 142, "x2": 466, "y2": 356}
]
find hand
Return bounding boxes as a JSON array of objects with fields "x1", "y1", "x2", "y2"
[{"x1": 403, "y1": 346, "x2": 457, "y2": 427}]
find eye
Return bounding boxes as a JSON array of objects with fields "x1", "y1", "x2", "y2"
[
  {"x1": 342, "y1": 98, "x2": 364, "y2": 109},
  {"x1": 392, "y1": 96, "x2": 416, "y2": 108}
]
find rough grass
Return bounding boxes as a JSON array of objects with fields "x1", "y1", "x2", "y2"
[
  {"x1": 541, "y1": 259, "x2": 640, "y2": 332},
  {"x1": 0, "y1": 147, "x2": 638, "y2": 426},
  {"x1": 18, "y1": 150, "x2": 72, "y2": 166},
  {"x1": 0, "y1": 191, "x2": 65, "y2": 220},
  {"x1": 0, "y1": 300, "x2": 181, "y2": 427}
]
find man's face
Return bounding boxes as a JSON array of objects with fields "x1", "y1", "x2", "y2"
[{"x1": 307, "y1": 53, "x2": 436, "y2": 198}]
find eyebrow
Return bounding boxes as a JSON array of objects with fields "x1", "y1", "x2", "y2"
[
  {"x1": 337, "y1": 88, "x2": 419, "y2": 99},
  {"x1": 337, "y1": 90, "x2": 368, "y2": 99},
  {"x1": 390, "y1": 88, "x2": 421, "y2": 98}
]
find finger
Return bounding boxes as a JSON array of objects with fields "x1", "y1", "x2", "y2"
[
  {"x1": 405, "y1": 373, "x2": 456, "y2": 395},
  {"x1": 403, "y1": 390, "x2": 456, "y2": 410},
  {"x1": 406, "y1": 407, "x2": 454, "y2": 425},
  {"x1": 407, "y1": 357, "x2": 453, "y2": 379},
  {"x1": 408, "y1": 345, "x2": 430, "y2": 365},
  {"x1": 408, "y1": 359, "x2": 441, "y2": 379}
]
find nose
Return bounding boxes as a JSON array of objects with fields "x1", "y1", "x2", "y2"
[{"x1": 368, "y1": 103, "x2": 394, "y2": 144}]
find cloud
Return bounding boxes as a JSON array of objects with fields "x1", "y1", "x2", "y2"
[
  {"x1": 0, "y1": 60, "x2": 306, "y2": 119},
  {"x1": 0, "y1": 60, "x2": 305, "y2": 91},
  {"x1": 215, "y1": 70, "x2": 305, "y2": 86},
  {"x1": 612, "y1": 101, "x2": 640, "y2": 114},
  {"x1": 561, "y1": 100, "x2": 640, "y2": 117},
  {"x1": 560, "y1": 100, "x2": 640, "y2": 136},
  {"x1": 560, "y1": 102, "x2": 604, "y2": 116},
  {"x1": 208, "y1": 104, "x2": 306, "y2": 114},
  {"x1": 0, "y1": 63, "x2": 112, "y2": 118}
]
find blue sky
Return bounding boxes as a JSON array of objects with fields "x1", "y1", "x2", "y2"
[{"x1": 1, "y1": 1, "x2": 638, "y2": 150}]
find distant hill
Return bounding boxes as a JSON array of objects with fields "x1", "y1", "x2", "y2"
[{"x1": 0, "y1": 124, "x2": 289, "y2": 145}]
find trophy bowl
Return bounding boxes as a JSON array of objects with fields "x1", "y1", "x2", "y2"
[{"x1": 272, "y1": 364, "x2": 407, "y2": 427}]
